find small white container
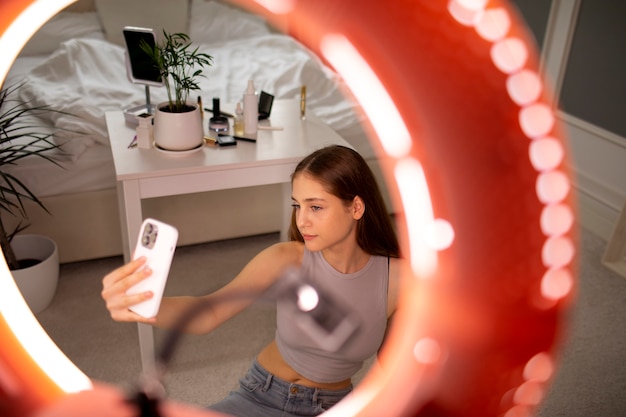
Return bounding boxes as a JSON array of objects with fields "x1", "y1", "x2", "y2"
[{"x1": 135, "y1": 113, "x2": 153, "y2": 149}]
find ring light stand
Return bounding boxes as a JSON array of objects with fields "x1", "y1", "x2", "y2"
[
  {"x1": 0, "y1": 0, "x2": 577, "y2": 416},
  {"x1": 143, "y1": 84, "x2": 153, "y2": 115}
]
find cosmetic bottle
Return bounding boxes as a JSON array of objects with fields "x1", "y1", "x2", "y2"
[
  {"x1": 243, "y1": 80, "x2": 258, "y2": 135},
  {"x1": 233, "y1": 102, "x2": 244, "y2": 136},
  {"x1": 135, "y1": 113, "x2": 153, "y2": 149},
  {"x1": 198, "y1": 96, "x2": 204, "y2": 120},
  {"x1": 209, "y1": 97, "x2": 229, "y2": 133}
]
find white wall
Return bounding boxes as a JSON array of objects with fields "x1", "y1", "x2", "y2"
[{"x1": 565, "y1": 114, "x2": 626, "y2": 241}]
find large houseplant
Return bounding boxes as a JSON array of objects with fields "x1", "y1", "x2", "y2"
[
  {"x1": 141, "y1": 31, "x2": 213, "y2": 151},
  {"x1": 0, "y1": 82, "x2": 63, "y2": 312}
]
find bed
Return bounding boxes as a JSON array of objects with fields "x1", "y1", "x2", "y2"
[{"x1": 2, "y1": 0, "x2": 389, "y2": 263}]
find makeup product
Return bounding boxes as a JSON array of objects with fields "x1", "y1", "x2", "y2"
[
  {"x1": 203, "y1": 135, "x2": 217, "y2": 147},
  {"x1": 197, "y1": 96, "x2": 204, "y2": 120},
  {"x1": 216, "y1": 134, "x2": 237, "y2": 146},
  {"x1": 208, "y1": 97, "x2": 229, "y2": 133},
  {"x1": 233, "y1": 135, "x2": 256, "y2": 143},
  {"x1": 135, "y1": 113, "x2": 153, "y2": 149},
  {"x1": 243, "y1": 80, "x2": 258, "y2": 135},
  {"x1": 300, "y1": 85, "x2": 306, "y2": 120},
  {"x1": 204, "y1": 108, "x2": 234, "y2": 118},
  {"x1": 233, "y1": 102, "x2": 244, "y2": 136}
]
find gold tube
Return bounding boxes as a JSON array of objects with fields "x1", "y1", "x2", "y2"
[
  {"x1": 300, "y1": 85, "x2": 306, "y2": 119},
  {"x1": 198, "y1": 96, "x2": 204, "y2": 120}
]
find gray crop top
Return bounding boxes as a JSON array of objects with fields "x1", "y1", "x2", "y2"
[{"x1": 275, "y1": 249, "x2": 389, "y2": 383}]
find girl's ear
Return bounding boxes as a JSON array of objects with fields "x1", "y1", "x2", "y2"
[{"x1": 352, "y1": 196, "x2": 365, "y2": 220}]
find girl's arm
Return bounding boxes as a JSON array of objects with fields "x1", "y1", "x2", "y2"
[{"x1": 102, "y1": 241, "x2": 303, "y2": 334}]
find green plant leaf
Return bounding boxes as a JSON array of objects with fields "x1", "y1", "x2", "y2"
[
  {"x1": 140, "y1": 30, "x2": 214, "y2": 111},
  {"x1": 0, "y1": 81, "x2": 68, "y2": 263}
]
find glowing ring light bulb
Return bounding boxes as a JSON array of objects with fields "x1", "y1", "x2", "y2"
[{"x1": 0, "y1": 0, "x2": 576, "y2": 416}]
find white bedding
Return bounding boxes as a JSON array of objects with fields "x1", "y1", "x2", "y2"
[{"x1": 3, "y1": 0, "x2": 371, "y2": 199}]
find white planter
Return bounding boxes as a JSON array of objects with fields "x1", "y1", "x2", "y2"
[
  {"x1": 153, "y1": 101, "x2": 204, "y2": 151},
  {"x1": 10, "y1": 234, "x2": 59, "y2": 314}
]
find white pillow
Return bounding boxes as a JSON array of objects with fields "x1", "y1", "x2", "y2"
[
  {"x1": 189, "y1": 0, "x2": 270, "y2": 44},
  {"x1": 19, "y1": 11, "x2": 104, "y2": 56}
]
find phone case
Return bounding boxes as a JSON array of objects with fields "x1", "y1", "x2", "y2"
[{"x1": 126, "y1": 218, "x2": 178, "y2": 318}]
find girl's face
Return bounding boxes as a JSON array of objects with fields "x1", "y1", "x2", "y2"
[{"x1": 291, "y1": 173, "x2": 363, "y2": 252}]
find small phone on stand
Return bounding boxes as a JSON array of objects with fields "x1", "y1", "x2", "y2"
[
  {"x1": 122, "y1": 27, "x2": 164, "y2": 120},
  {"x1": 123, "y1": 27, "x2": 163, "y2": 87},
  {"x1": 126, "y1": 218, "x2": 178, "y2": 318}
]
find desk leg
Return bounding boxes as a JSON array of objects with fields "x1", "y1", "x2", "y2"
[
  {"x1": 117, "y1": 180, "x2": 155, "y2": 372},
  {"x1": 117, "y1": 180, "x2": 143, "y2": 263},
  {"x1": 281, "y1": 182, "x2": 292, "y2": 241}
]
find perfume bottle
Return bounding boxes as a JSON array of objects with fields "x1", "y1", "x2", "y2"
[{"x1": 233, "y1": 102, "x2": 244, "y2": 136}]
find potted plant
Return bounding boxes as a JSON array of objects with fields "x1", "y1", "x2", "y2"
[
  {"x1": 0, "y1": 82, "x2": 63, "y2": 313},
  {"x1": 140, "y1": 31, "x2": 213, "y2": 151}
]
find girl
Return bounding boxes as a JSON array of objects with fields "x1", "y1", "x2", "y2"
[{"x1": 102, "y1": 145, "x2": 401, "y2": 416}]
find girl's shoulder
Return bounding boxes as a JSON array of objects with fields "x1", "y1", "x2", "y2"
[
  {"x1": 231, "y1": 241, "x2": 306, "y2": 292},
  {"x1": 254, "y1": 240, "x2": 305, "y2": 269}
]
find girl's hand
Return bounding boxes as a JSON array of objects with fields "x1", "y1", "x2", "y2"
[{"x1": 101, "y1": 257, "x2": 156, "y2": 324}]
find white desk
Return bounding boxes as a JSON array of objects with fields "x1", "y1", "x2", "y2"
[{"x1": 105, "y1": 99, "x2": 351, "y2": 371}]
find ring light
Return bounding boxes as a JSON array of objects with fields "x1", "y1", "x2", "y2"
[{"x1": 0, "y1": 0, "x2": 576, "y2": 416}]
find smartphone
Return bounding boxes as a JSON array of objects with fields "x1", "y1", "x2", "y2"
[
  {"x1": 216, "y1": 134, "x2": 237, "y2": 146},
  {"x1": 126, "y1": 218, "x2": 178, "y2": 318},
  {"x1": 122, "y1": 26, "x2": 164, "y2": 87}
]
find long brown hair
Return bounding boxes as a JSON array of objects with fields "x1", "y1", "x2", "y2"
[{"x1": 288, "y1": 145, "x2": 399, "y2": 258}]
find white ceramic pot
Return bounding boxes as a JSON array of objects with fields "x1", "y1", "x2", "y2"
[
  {"x1": 10, "y1": 234, "x2": 59, "y2": 314},
  {"x1": 153, "y1": 101, "x2": 204, "y2": 151}
]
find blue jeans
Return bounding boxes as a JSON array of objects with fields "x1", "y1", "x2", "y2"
[{"x1": 207, "y1": 360, "x2": 353, "y2": 417}]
